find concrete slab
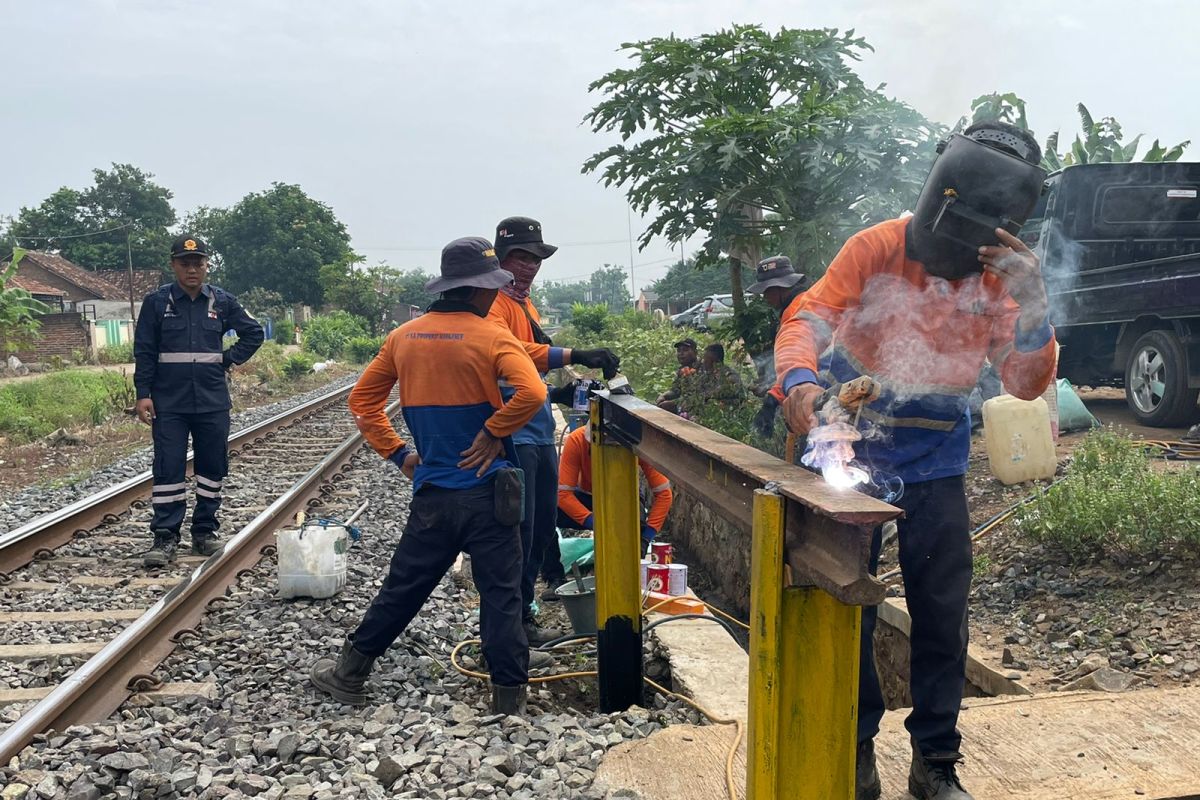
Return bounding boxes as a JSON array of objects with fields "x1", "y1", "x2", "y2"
[{"x1": 648, "y1": 614, "x2": 748, "y2": 723}]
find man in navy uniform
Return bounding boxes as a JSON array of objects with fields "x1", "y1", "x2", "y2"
[{"x1": 134, "y1": 234, "x2": 264, "y2": 567}]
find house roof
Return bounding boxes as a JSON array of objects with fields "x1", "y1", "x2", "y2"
[
  {"x1": 8, "y1": 274, "x2": 67, "y2": 296},
  {"x1": 18, "y1": 251, "x2": 126, "y2": 300},
  {"x1": 640, "y1": 290, "x2": 659, "y2": 301},
  {"x1": 97, "y1": 269, "x2": 164, "y2": 296}
]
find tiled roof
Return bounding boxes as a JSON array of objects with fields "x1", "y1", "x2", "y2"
[
  {"x1": 19, "y1": 251, "x2": 125, "y2": 300},
  {"x1": 8, "y1": 274, "x2": 67, "y2": 296}
]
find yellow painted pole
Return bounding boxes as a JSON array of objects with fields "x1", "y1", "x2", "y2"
[
  {"x1": 590, "y1": 396, "x2": 643, "y2": 711},
  {"x1": 748, "y1": 489, "x2": 862, "y2": 800}
]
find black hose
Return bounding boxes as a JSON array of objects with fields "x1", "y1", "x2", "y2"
[{"x1": 643, "y1": 612, "x2": 739, "y2": 640}]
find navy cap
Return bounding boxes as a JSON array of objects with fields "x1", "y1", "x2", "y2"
[
  {"x1": 673, "y1": 338, "x2": 698, "y2": 349},
  {"x1": 425, "y1": 237, "x2": 515, "y2": 293},
  {"x1": 746, "y1": 255, "x2": 805, "y2": 294},
  {"x1": 170, "y1": 234, "x2": 209, "y2": 259},
  {"x1": 495, "y1": 216, "x2": 558, "y2": 261}
]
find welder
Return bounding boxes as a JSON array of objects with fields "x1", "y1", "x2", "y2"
[
  {"x1": 774, "y1": 122, "x2": 1057, "y2": 800},
  {"x1": 311, "y1": 237, "x2": 547, "y2": 715},
  {"x1": 488, "y1": 216, "x2": 620, "y2": 627},
  {"x1": 744, "y1": 255, "x2": 809, "y2": 437},
  {"x1": 134, "y1": 234, "x2": 263, "y2": 567}
]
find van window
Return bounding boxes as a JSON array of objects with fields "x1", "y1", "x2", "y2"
[{"x1": 1100, "y1": 185, "x2": 1200, "y2": 224}]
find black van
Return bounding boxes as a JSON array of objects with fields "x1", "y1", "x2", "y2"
[{"x1": 1022, "y1": 162, "x2": 1200, "y2": 426}]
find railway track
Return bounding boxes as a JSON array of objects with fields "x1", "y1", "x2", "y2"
[{"x1": 0, "y1": 385, "x2": 399, "y2": 763}]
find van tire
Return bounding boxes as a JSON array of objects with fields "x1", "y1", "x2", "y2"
[{"x1": 1124, "y1": 330, "x2": 1199, "y2": 427}]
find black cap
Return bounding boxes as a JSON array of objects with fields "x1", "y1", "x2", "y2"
[
  {"x1": 746, "y1": 255, "x2": 805, "y2": 294},
  {"x1": 673, "y1": 338, "x2": 697, "y2": 349},
  {"x1": 495, "y1": 216, "x2": 558, "y2": 261},
  {"x1": 424, "y1": 237, "x2": 515, "y2": 293},
  {"x1": 171, "y1": 234, "x2": 210, "y2": 259}
]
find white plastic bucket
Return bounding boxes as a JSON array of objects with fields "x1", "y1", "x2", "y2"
[{"x1": 276, "y1": 522, "x2": 349, "y2": 599}]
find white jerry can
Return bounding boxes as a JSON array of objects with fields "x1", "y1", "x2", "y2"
[
  {"x1": 982, "y1": 394, "x2": 1057, "y2": 485},
  {"x1": 276, "y1": 520, "x2": 350, "y2": 599}
]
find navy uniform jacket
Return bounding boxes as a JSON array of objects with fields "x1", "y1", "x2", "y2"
[{"x1": 134, "y1": 283, "x2": 264, "y2": 414}]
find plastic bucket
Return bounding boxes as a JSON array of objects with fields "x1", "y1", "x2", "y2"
[{"x1": 555, "y1": 576, "x2": 597, "y2": 635}]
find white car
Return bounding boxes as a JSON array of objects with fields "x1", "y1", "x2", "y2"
[
  {"x1": 695, "y1": 294, "x2": 734, "y2": 329},
  {"x1": 670, "y1": 301, "x2": 705, "y2": 327}
]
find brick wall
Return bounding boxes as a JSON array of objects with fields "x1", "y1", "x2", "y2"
[{"x1": 13, "y1": 313, "x2": 92, "y2": 363}]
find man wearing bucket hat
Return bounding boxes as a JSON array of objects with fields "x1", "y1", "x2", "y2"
[
  {"x1": 311, "y1": 237, "x2": 549, "y2": 715},
  {"x1": 488, "y1": 216, "x2": 621, "y2": 631},
  {"x1": 745, "y1": 255, "x2": 808, "y2": 437}
]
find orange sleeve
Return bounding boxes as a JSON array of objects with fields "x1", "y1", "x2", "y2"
[
  {"x1": 348, "y1": 334, "x2": 405, "y2": 458},
  {"x1": 557, "y1": 431, "x2": 592, "y2": 526},
  {"x1": 485, "y1": 330, "x2": 548, "y2": 438},
  {"x1": 775, "y1": 231, "x2": 875, "y2": 394},
  {"x1": 486, "y1": 297, "x2": 554, "y2": 371},
  {"x1": 639, "y1": 460, "x2": 673, "y2": 532},
  {"x1": 988, "y1": 299, "x2": 1057, "y2": 401}
]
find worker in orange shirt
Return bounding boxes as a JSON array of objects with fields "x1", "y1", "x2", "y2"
[
  {"x1": 489, "y1": 216, "x2": 619, "y2": 641},
  {"x1": 555, "y1": 425, "x2": 672, "y2": 542},
  {"x1": 310, "y1": 237, "x2": 548, "y2": 716},
  {"x1": 744, "y1": 255, "x2": 808, "y2": 438}
]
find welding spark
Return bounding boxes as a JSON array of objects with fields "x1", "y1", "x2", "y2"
[{"x1": 822, "y1": 463, "x2": 869, "y2": 489}]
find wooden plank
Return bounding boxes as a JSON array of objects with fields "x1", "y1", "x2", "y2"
[
  {"x1": 4, "y1": 577, "x2": 180, "y2": 590},
  {"x1": 0, "y1": 682, "x2": 217, "y2": 707},
  {"x1": 0, "y1": 642, "x2": 106, "y2": 661},
  {"x1": 38, "y1": 556, "x2": 207, "y2": 567},
  {"x1": 878, "y1": 598, "x2": 1033, "y2": 698},
  {"x1": 0, "y1": 609, "x2": 145, "y2": 623}
]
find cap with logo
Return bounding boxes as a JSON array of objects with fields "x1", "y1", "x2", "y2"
[
  {"x1": 171, "y1": 234, "x2": 210, "y2": 259},
  {"x1": 673, "y1": 338, "x2": 698, "y2": 349},
  {"x1": 494, "y1": 216, "x2": 558, "y2": 261},
  {"x1": 746, "y1": 255, "x2": 805, "y2": 294},
  {"x1": 424, "y1": 237, "x2": 515, "y2": 293}
]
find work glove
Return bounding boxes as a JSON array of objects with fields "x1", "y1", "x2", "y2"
[
  {"x1": 753, "y1": 395, "x2": 780, "y2": 438},
  {"x1": 547, "y1": 382, "x2": 576, "y2": 406},
  {"x1": 571, "y1": 348, "x2": 621, "y2": 380},
  {"x1": 640, "y1": 524, "x2": 657, "y2": 542}
]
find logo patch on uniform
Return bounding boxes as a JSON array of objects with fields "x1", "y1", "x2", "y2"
[
  {"x1": 208, "y1": 311, "x2": 219, "y2": 319},
  {"x1": 183, "y1": 239, "x2": 198, "y2": 251},
  {"x1": 483, "y1": 248, "x2": 496, "y2": 257}
]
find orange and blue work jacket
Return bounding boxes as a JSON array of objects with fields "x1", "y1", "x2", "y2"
[
  {"x1": 488, "y1": 293, "x2": 567, "y2": 447},
  {"x1": 775, "y1": 218, "x2": 1057, "y2": 484},
  {"x1": 557, "y1": 426, "x2": 673, "y2": 532},
  {"x1": 348, "y1": 300, "x2": 547, "y2": 492}
]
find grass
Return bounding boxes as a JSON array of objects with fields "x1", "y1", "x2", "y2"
[
  {"x1": 1016, "y1": 428, "x2": 1200, "y2": 560},
  {"x1": 0, "y1": 369, "x2": 134, "y2": 441}
]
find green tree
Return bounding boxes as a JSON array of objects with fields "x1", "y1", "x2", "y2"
[
  {"x1": 8, "y1": 164, "x2": 176, "y2": 270},
  {"x1": 583, "y1": 25, "x2": 938, "y2": 311},
  {"x1": 533, "y1": 280, "x2": 591, "y2": 316},
  {"x1": 964, "y1": 92, "x2": 1190, "y2": 171},
  {"x1": 1, "y1": 248, "x2": 54, "y2": 355},
  {"x1": 374, "y1": 267, "x2": 437, "y2": 313},
  {"x1": 195, "y1": 183, "x2": 354, "y2": 306},
  {"x1": 589, "y1": 264, "x2": 632, "y2": 310},
  {"x1": 648, "y1": 258, "x2": 755, "y2": 309}
]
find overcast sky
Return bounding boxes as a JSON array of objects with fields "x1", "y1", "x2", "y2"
[{"x1": 4, "y1": 0, "x2": 1195, "y2": 293}]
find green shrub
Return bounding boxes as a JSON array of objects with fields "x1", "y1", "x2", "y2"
[
  {"x1": 1016, "y1": 429, "x2": 1200, "y2": 559},
  {"x1": 344, "y1": 335, "x2": 385, "y2": 364},
  {"x1": 302, "y1": 311, "x2": 369, "y2": 359},
  {"x1": 0, "y1": 370, "x2": 133, "y2": 441},
  {"x1": 98, "y1": 341, "x2": 135, "y2": 364},
  {"x1": 282, "y1": 352, "x2": 316, "y2": 379},
  {"x1": 569, "y1": 303, "x2": 613, "y2": 336}
]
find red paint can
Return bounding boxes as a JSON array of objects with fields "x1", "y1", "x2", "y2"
[
  {"x1": 650, "y1": 542, "x2": 673, "y2": 565},
  {"x1": 646, "y1": 565, "x2": 670, "y2": 593}
]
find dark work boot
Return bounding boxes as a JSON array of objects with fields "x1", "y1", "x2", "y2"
[
  {"x1": 856, "y1": 739, "x2": 881, "y2": 800},
  {"x1": 490, "y1": 684, "x2": 527, "y2": 715},
  {"x1": 309, "y1": 638, "x2": 378, "y2": 706},
  {"x1": 909, "y1": 748, "x2": 973, "y2": 800},
  {"x1": 523, "y1": 618, "x2": 565, "y2": 646},
  {"x1": 143, "y1": 529, "x2": 179, "y2": 568},
  {"x1": 480, "y1": 648, "x2": 554, "y2": 671},
  {"x1": 191, "y1": 531, "x2": 222, "y2": 557}
]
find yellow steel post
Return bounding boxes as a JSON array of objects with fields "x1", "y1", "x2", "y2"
[
  {"x1": 748, "y1": 489, "x2": 862, "y2": 799},
  {"x1": 590, "y1": 396, "x2": 643, "y2": 711}
]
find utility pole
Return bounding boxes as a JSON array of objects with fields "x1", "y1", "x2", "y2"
[
  {"x1": 626, "y1": 207, "x2": 636, "y2": 308},
  {"x1": 125, "y1": 230, "x2": 137, "y2": 322}
]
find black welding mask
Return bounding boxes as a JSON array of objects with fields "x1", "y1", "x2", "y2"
[{"x1": 909, "y1": 130, "x2": 1047, "y2": 280}]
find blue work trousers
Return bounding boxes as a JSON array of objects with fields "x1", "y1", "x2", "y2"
[
  {"x1": 353, "y1": 482, "x2": 528, "y2": 687},
  {"x1": 858, "y1": 475, "x2": 973, "y2": 757},
  {"x1": 516, "y1": 444, "x2": 564, "y2": 615},
  {"x1": 150, "y1": 411, "x2": 231, "y2": 538}
]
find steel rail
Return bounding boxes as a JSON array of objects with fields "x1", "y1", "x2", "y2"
[
  {"x1": 597, "y1": 391, "x2": 899, "y2": 605},
  {"x1": 0, "y1": 383, "x2": 354, "y2": 575},
  {"x1": 0, "y1": 399, "x2": 399, "y2": 763}
]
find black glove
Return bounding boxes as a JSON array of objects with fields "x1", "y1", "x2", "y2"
[
  {"x1": 753, "y1": 395, "x2": 780, "y2": 437},
  {"x1": 571, "y1": 348, "x2": 621, "y2": 380},
  {"x1": 547, "y1": 382, "x2": 576, "y2": 406}
]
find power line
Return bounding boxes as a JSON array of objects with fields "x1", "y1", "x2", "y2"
[
  {"x1": 10, "y1": 221, "x2": 136, "y2": 242},
  {"x1": 362, "y1": 237, "x2": 632, "y2": 252}
]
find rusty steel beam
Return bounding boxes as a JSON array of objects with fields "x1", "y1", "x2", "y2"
[
  {"x1": 0, "y1": 384, "x2": 353, "y2": 576},
  {"x1": 0, "y1": 400, "x2": 399, "y2": 764},
  {"x1": 599, "y1": 392, "x2": 898, "y2": 606}
]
